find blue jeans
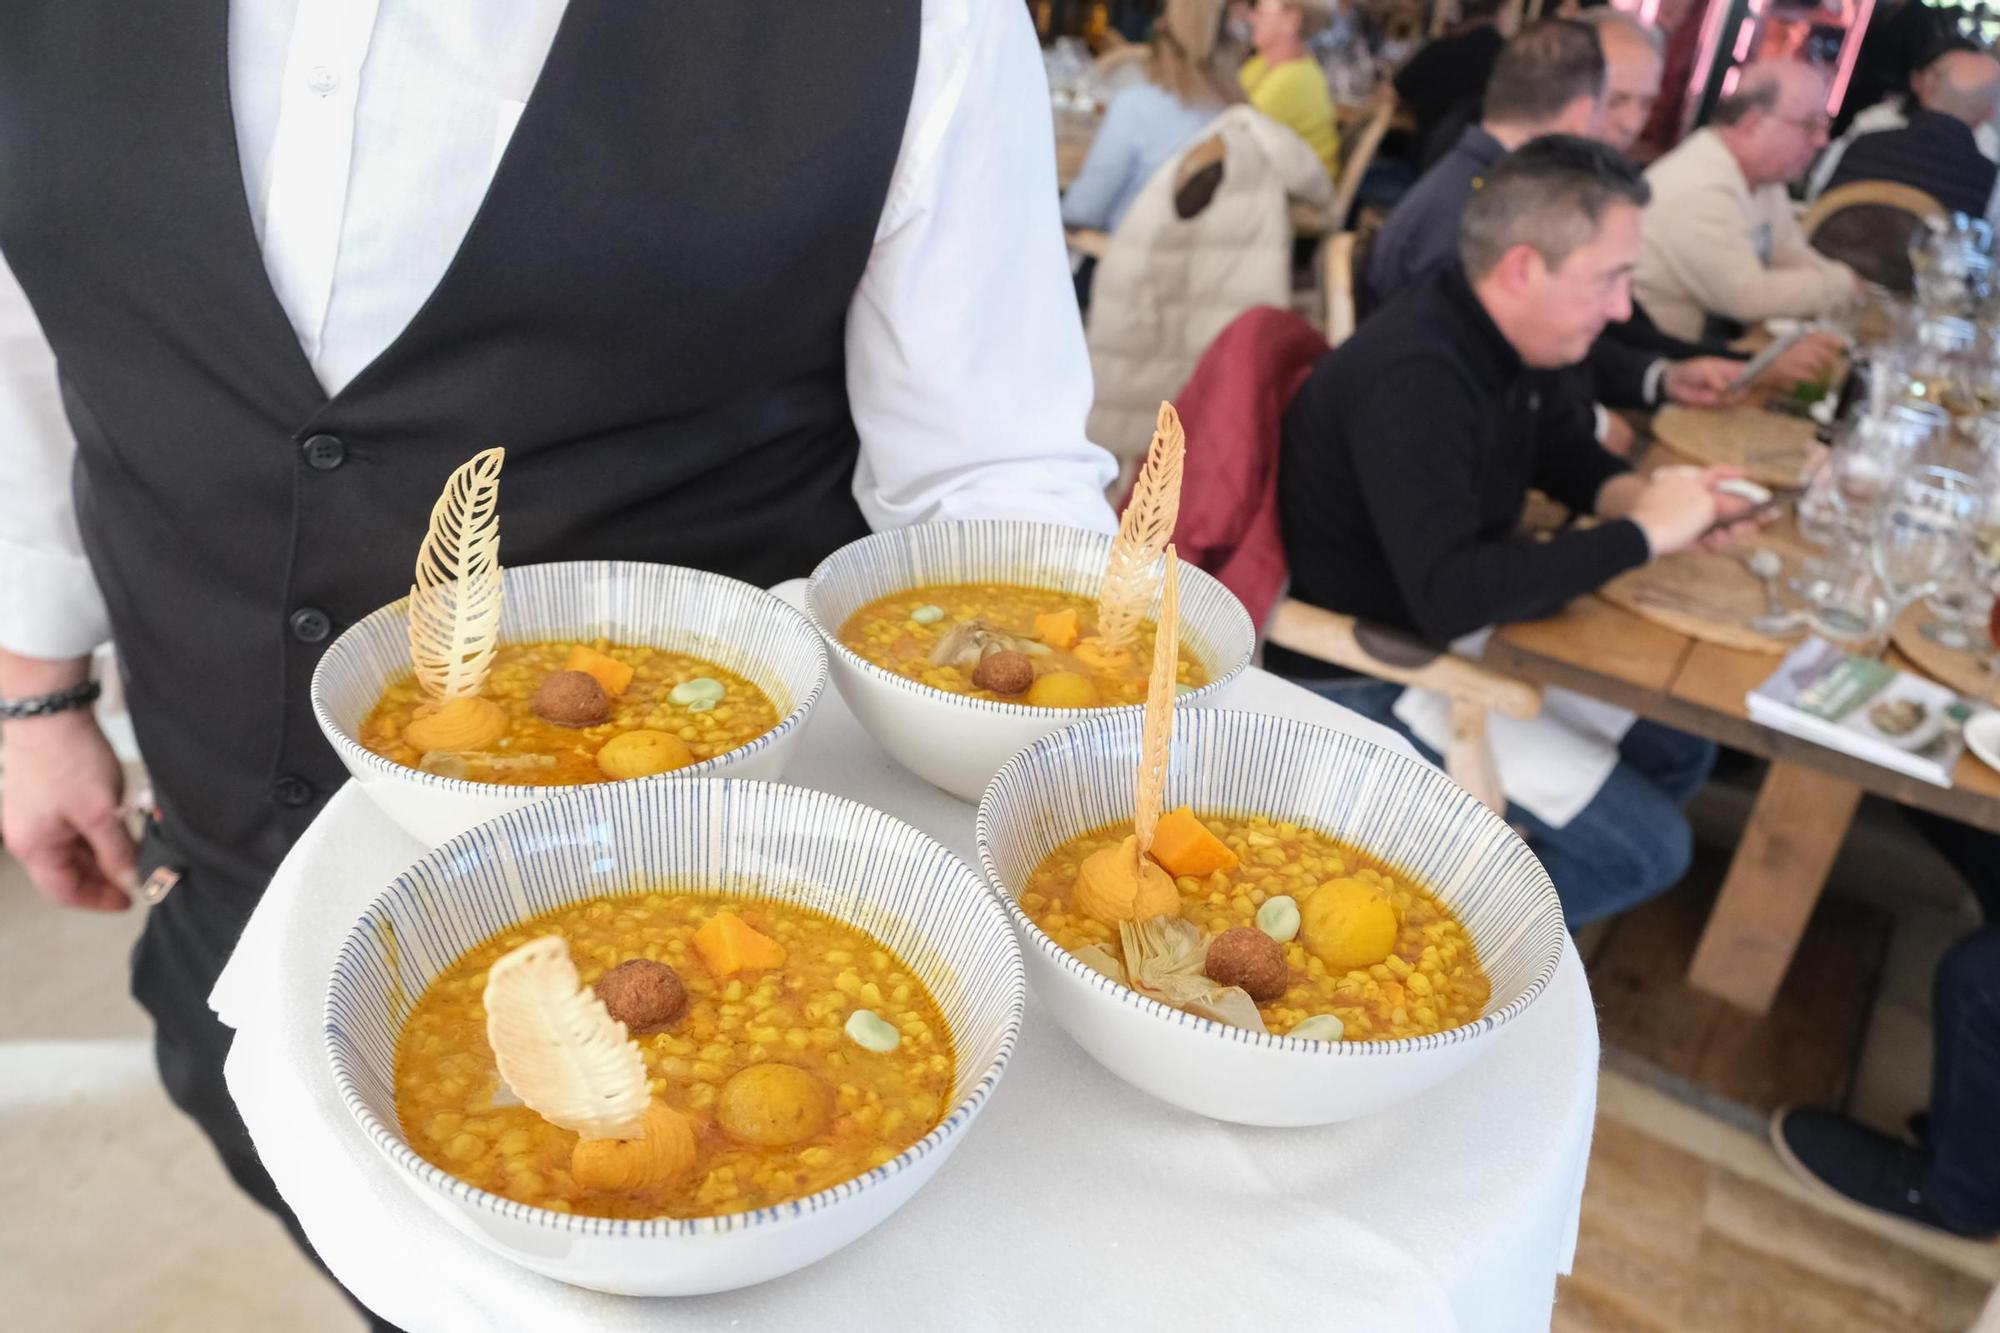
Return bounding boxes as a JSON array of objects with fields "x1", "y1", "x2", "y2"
[
  {"x1": 1930, "y1": 926, "x2": 2000, "y2": 1229},
  {"x1": 1298, "y1": 679, "x2": 1714, "y2": 927}
]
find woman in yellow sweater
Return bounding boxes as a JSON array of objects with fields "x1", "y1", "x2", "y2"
[{"x1": 1238, "y1": 0, "x2": 1341, "y2": 179}]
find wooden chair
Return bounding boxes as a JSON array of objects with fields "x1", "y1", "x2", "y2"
[
  {"x1": 1801, "y1": 180, "x2": 1946, "y2": 295},
  {"x1": 1066, "y1": 228, "x2": 1110, "y2": 260},
  {"x1": 1330, "y1": 94, "x2": 1397, "y2": 230},
  {"x1": 1322, "y1": 231, "x2": 1358, "y2": 345},
  {"x1": 1261, "y1": 603, "x2": 1541, "y2": 815},
  {"x1": 1068, "y1": 129, "x2": 1230, "y2": 261},
  {"x1": 1801, "y1": 179, "x2": 1945, "y2": 237}
]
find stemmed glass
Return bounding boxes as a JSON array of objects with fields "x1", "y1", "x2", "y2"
[
  {"x1": 1872, "y1": 465, "x2": 1982, "y2": 653},
  {"x1": 1922, "y1": 453, "x2": 2000, "y2": 649},
  {"x1": 1828, "y1": 412, "x2": 1929, "y2": 539}
]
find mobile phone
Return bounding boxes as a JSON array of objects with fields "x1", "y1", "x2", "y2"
[{"x1": 1729, "y1": 327, "x2": 1812, "y2": 392}]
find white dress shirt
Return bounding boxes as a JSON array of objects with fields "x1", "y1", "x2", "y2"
[{"x1": 0, "y1": 0, "x2": 1116, "y2": 661}]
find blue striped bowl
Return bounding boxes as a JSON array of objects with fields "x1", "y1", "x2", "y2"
[
  {"x1": 313, "y1": 560, "x2": 828, "y2": 848},
  {"x1": 976, "y1": 708, "x2": 1566, "y2": 1126},
  {"x1": 325, "y1": 778, "x2": 1024, "y2": 1296},
  {"x1": 806, "y1": 520, "x2": 1255, "y2": 801}
]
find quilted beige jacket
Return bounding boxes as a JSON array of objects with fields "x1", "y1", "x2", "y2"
[{"x1": 1084, "y1": 106, "x2": 1333, "y2": 474}]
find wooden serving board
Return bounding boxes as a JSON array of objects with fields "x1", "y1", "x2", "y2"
[
  {"x1": 1596, "y1": 539, "x2": 1811, "y2": 654},
  {"x1": 1651, "y1": 404, "x2": 1822, "y2": 488},
  {"x1": 1890, "y1": 603, "x2": 2000, "y2": 706}
]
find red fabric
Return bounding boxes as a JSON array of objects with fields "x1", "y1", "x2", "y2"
[{"x1": 1124, "y1": 306, "x2": 1328, "y2": 629}]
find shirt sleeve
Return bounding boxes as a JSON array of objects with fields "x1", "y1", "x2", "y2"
[
  {"x1": 1059, "y1": 88, "x2": 1140, "y2": 232},
  {"x1": 0, "y1": 249, "x2": 110, "y2": 659},
  {"x1": 846, "y1": 0, "x2": 1119, "y2": 535},
  {"x1": 1346, "y1": 362, "x2": 1649, "y2": 643}
]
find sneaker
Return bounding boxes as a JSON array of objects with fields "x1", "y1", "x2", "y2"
[{"x1": 1770, "y1": 1106, "x2": 1994, "y2": 1240}]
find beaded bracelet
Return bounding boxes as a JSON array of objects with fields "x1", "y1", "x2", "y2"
[{"x1": 0, "y1": 679, "x2": 102, "y2": 720}]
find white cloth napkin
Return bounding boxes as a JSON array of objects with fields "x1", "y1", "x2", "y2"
[
  {"x1": 1392, "y1": 630, "x2": 1637, "y2": 829},
  {"x1": 212, "y1": 593, "x2": 1599, "y2": 1333}
]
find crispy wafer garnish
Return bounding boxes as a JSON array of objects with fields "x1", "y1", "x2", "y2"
[
  {"x1": 1094, "y1": 403, "x2": 1185, "y2": 656},
  {"x1": 1133, "y1": 548, "x2": 1179, "y2": 863},
  {"x1": 483, "y1": 936, "x2": 649, "y2": 1142},
  {"x1": 408, "y1": 448, "x2": 506, "y2": 703}
]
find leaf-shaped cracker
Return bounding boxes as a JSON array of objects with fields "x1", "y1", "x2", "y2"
[
  {"x1": 409, "y1": 447, "x2": 506, "y2": 703},
  {"x1": 1095, "y1": 403, "x2": 1186, "y2": 655},
  {"x1": 1133, "y1": 549, "x2": 1179, "y2": 860},
  {"x1": 1119, "y1": 915, "x2": 1268, "y2": 1033},
  {"x1": 483, "y1": 936, "x2": 648, "y2": 1141}
]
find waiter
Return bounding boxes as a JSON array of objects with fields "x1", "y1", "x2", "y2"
[{"x1": 0, "y1": 2, "x2": 1113, "y2": 1325}]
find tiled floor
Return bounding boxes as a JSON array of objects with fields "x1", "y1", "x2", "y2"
[
  {"x1": 0, "y1": 850, "x2": 359, "y2": 1332},
  {"x1": 2, "y1": 779, "x2": 1993, "y2": 1331},
  {"x1": 1556, "y1": 1073, "x2": 2000, "y2": 1332}
]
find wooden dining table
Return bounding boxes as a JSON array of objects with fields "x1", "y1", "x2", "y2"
[{"x1": 1483, "y1": 594, "x2": 2000, "y2": 1015}]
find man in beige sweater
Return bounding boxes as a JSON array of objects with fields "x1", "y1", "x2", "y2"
[{"x1": 1635, "y1": 61, "x2": 1861, "y2": 341}]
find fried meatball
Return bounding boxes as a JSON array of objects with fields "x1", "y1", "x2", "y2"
[
  {"x1": 1205, "y1": 926, "x2": 1289, "y2": 1002},
  {"x1": 593, "y1": 958, "x2": 688, "y2": 1033},
  {"x1": 970, "y1": 650, "x2": 1035, "y2": 695},
  {"x1": 532, "y1": 670, "x2": 613, "y2": 727}
]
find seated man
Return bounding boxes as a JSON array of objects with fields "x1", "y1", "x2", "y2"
[
  {"x1": 1636, "y1": 60, "x2": 1861, "y2": 342},
  {"x1": 1824, "y1": 47, "x2": 2000, "y2": 219},
  {"x1": 1239, "y1": 0, "x2": 1340, "y2": 180},
  {"x1": 1366, "y1": 20, "x2": 1605, "y2": 306},
  {"x1": 1367, "y1": 19, "x2": 1750, "y2": 448},
  {"x1": 1392, "y1": 0, "x2": 1507, "y2": 170},
  {"x1": 1274, "y1": 136, "x2": 1755, "y2": 925}
]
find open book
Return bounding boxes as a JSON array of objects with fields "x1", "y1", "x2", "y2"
[{"x1": 1746, "y1": 638, "x2": 1970, "y2": 786}]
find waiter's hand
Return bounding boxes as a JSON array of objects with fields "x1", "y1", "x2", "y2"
[
  {"x1": 1628, "y1": 466, "x2": 1722, "y2": 556},
  {"x1": 1661, "y1": 357, "x2": 1743, "y2": 408},
  {"x1": 1, "y1": 709, "x2": 136, "y2": 912}
]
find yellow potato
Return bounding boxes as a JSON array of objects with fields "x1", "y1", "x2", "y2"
[
  {"x1": 596, "y1": 729, "x2": 694, "y2": 780},
  {"x1": 1027, "y1": 671, "x2": 1100, "y2": 709},
  {"x1": 716, "y1": 1063, "x2": 829, "y2": 1147},
  {"x1": 1298, "y1": 877, "x2": 1399, "y2": 972}
]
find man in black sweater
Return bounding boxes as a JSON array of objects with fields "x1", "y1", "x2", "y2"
[{"x1": 1276, "y1": 137, "x2": 1760, "y2": 926}]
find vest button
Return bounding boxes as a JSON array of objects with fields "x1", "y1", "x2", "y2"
[
  {"x1": 302, "y1": 434, "x2": 346, "y2": 470},
  {"x1": 289, "y1": 607, "x2": 332, "y2": 643},
  {"x1": 272, "y1": 775, "x2": 315, "y2": 808}
]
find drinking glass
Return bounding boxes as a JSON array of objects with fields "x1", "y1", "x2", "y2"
[
  {"x1": 1871, "y1": 466, "x2": 1981, "y2": 649},
  {"x1": 1827, "y1": 411, "x2": 1927, "y2": 539},
  {"x1": 1807, "y1": 559, "x2": 1894, "y2": 650},
  {"x1": 1921, "y1": 548, "x2": 1991, "y2": 650}
]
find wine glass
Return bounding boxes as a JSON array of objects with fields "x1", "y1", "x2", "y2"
[
  {"x1": 1921, "y1": 548, "x2": 1991, "y2": 650},
  {"x1": 1927, "y1": 452, "x2": 2000, "y2": 649},
  {"x1": 1872, "y1": 465, "x2": 1982, "y2": 651},
  {"x1": 1828, "y1": 411, "x2": 1927, "y2": 538}
]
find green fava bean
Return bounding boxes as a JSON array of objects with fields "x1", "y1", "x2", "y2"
[
  {"x1": 1256, "y1": 894, "x2": 1301, "y2": 943},
  {"x1": 670, "y1": 677, "x2": 727, "y2": 712},
  {"x1": 843, "y1": 1009, "x2": 902, "y2": 1053}
]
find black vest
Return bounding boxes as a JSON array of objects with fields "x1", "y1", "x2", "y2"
[{"x1": 0, "y1": 1, "x2": 920, "y2": 890}]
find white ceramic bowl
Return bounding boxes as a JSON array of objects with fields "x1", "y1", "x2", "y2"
[
  {"x1": 976, "y1": 708, "x2": 1567, "y2": 1127},
  {"x1": 326, "y1": 778, "x2": 1024, "y2": 1296},
  {"x1": 806, "y1": 520, "x2": 1254, "y2": 801},
  {"x1": 313, "y1": 560, "x2": 828, "y2": 847}
]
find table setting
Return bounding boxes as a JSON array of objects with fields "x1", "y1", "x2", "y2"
[{"x1": 210, "y1": 429, "x2": 1603, "y2": 1331}]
